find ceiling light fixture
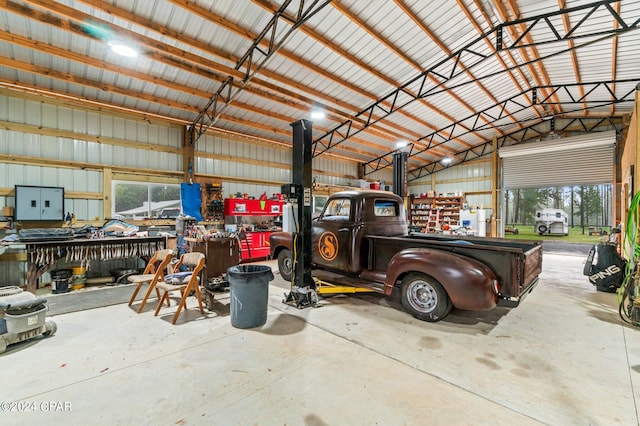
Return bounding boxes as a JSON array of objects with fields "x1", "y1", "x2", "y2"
[
  {"x1": 395, "y1": 140, "x2": 409, "y2": 149},
  {"x1": 108, "y1": 41, "x2": 138, "y2": 58},
  {"x1": 310, "y1": 109, "x2": 326, "y2": 120},
  {"x1": 441, "y1": 157, "x2": 452, "y2": 165}
]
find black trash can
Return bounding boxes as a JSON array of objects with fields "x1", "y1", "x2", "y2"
[
  {"x1": 227, "y1": 265, "x2": 274, "y2": 329},
  {"x1": 50, "y1": 269, "x2": 72, "y2": 294}
]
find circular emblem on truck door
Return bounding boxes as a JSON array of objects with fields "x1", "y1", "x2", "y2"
[{"x1": 318, "y1": 231, "x2": 338, "y2": 261}]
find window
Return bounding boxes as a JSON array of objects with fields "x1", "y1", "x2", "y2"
[
  {"x1": 322, "y1": 198, "x2": 351, "y2": 220},
  {"x1": 113, "y1": 181, "x2": 181, "y2": 220},
  {"x1": 313, "y1": 195, "x2": 329, "y2": 216},
  {"x1": 374, "y1": 199, "x2": 398, "y2": 217}
]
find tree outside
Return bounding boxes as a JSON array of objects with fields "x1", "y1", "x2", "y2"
[
  {"x1": 115, "y1": 183, "x2": 181, "y2": 218},
  {"x1": 504, "y1": 184, "x2": 613, "y2": 233}
]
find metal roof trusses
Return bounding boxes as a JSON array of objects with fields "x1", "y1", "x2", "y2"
[
  {"x1": 312, "y1": 1, "x2": 639, "y2": 158},
  {"x1": 406, "y1": 115, "x2": 625, "y2": 182},
  {"x1": 187, "y1": 0, "x2": 332, "y2": 145},
  {"x1": 364, "y1": 78, "x2": 639, "y2": 175}
]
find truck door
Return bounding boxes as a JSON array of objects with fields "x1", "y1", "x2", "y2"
[{"x1": 312, "y1": 197, "x2": 354, "y2": 273}]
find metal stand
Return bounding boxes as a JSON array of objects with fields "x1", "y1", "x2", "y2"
[{"x1": 283, "y1": 119, "x2": 317, "y2": 309}]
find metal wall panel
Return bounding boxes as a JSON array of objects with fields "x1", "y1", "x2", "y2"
[
  {"x1": 225, "y1": 183, "x2": 282, "y2": 200},
  {"x1": 0, "y1": 95, "x2": 7, "y2": 121},
  {"x1": 466, "y1": 194, "x2": 492, "y2": 209},
  {"x1": 409, "y1": 161, "x2": 493, "y2": 195}
]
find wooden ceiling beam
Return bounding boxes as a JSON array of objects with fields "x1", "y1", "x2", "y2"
[
  {"x1": 0, "y1": 56, "x2": 395, "y2": 163},
  {"x1": 1, "y1": 57, "x2": 199, "y2": 113},
  {"x1": 463, "y1": 0, "x2": 546, "y2": 122},
  {"x1": 499, "y1": 0, "x2": 563, "y2": 115},
  {"x1": 76, "y1": 0, "x2": 423, "y2": 144},
  {"x1": 332, "y1": 0, "x2": 482, "y2": 146},
  {"x1": 0, "y1": 30, "x2": 212, "y2": 98},
  {"x1": 394, "y1": 0, "x2": 517, "y2": 136},
  {"x1": 250, "y1": 0, "x2": 465, "y2": 162},
  {"x1": 0, "y1": 80, "x2": 361, "y2": 166},
  {"x1": 250, "y1": 0, "x2": 466, "y2": 152},
  {"x1": 28, "y1": 0, "x2": 422, "y2": 149},
  {"x1": 0, "y1": 29, "x2": 335, "y2": 128},
  {"x1": 610, "y1": 2, "x2": 621, "y2": 116},
  {"x1": 7, "y1": 0, "x2": 416, "y2": 161},
  {"x1": 557, "y1": 0, "x2": 586, "y2": 113},
  {"x1": 231, "y1": 100, "x2": 383, "y2": 155}
]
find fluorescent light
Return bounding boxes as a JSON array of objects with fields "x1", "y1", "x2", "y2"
[
  {"x1": 441, "y1": 157, "x2": 452, "y2": 165},
  {"x1": 310, "y1": 109, "x2": 326, "y2": 120},
  {"x1": 108, "y1": 41, "x2": 138, "y2": 58}
]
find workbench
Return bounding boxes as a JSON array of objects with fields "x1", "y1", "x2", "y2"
[{"x1": 3, "y1": 236, "x2": 166, "y2": 294}]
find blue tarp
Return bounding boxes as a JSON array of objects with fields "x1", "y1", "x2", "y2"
[{"x1": 180, "y1": 183, "x2": 202, "y2": 221}]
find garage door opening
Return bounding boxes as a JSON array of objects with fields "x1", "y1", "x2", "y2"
[
  {"x1": 499, "y1": 131, "x2": 616, "y2": 238},
  {"x1": 503, "y1": 185, "x2": 613, "y2": 238}
]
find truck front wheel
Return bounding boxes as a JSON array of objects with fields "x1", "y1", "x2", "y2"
[
  {"x1": 278, "y1": 249, "x2": 293, "y2": 282},
  {"x1": 400, "y1": 273, "x2": 452, "y2": 322}
]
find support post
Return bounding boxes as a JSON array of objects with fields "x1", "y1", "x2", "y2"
[
  {"x1": 393, "y1": 152, "x2": 408, "y2": 198},
  {"x1": 283, "y1": 119, "x2": 317, "y2": 308},
  {"x1": 291, "y1": 119, "x2": 314, "y2": 290}
]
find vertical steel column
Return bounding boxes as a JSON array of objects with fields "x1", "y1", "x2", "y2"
[
  {"x1": 291, "y1": 119, "x2": 315, "y2": 289},
  {"x1": 393, "y1": 152, "x2": 408, "y2": 198}
]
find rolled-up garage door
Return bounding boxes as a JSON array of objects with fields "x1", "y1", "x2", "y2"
[{"x1": 499, "y1": 130, "x2": 616, "y2": 189}]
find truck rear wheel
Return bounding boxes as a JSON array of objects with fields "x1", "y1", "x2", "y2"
[
  {"x1": 400, "y1": 273, "x2": 452, "y2": 322},
  {"x1": 278, "y1": 249, "x2": 293, "y2": 282}
]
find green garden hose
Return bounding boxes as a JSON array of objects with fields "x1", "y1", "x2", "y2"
[{"x1": 618, "y1": 191, "x2": 640, "y2": 324}]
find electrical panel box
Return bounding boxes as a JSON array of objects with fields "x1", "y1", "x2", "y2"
[{"x1": 15, "y1": 185, "x2": 65, "y2": 221}]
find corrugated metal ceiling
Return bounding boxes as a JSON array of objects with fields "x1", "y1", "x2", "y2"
[{"x1": 0, "y1": 0, "x2": 638, "y2": 178}]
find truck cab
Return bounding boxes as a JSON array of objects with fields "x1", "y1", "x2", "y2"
[{"x1": 312, "y1": 191, "x2": 407, "y2": 275}]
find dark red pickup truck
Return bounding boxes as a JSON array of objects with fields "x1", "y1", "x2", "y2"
[{"x1": 270, "y1": 190, "x2": 542, "y2": 322}]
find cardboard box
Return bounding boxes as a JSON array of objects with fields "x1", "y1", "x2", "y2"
[{"x1": 2, "y1": 206, "x2": 14, "y2": 217}]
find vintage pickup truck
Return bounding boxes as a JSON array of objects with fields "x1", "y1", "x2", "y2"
[{"x1": 270, "y1": 190, "x2": 542, "y2": 322}]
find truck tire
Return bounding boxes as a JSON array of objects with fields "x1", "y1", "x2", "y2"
[
  {"x1": 278, "y1": 249, "x2": 293, "y2": 282},
  {"x1": 400, "y1": 273, "x2": 452, "y2": 322}
]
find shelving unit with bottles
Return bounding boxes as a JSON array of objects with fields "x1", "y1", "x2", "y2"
[{"x1": 409, "y1": 194, "x2": 465, "y2": 233}]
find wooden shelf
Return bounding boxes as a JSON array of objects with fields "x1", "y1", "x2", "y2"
[{"x1": 409, "y1": 195, "x2": 464, "y2": 233}]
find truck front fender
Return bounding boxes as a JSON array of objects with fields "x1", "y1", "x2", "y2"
[
  {"x1": 384, "y1": 248, "x2": 499, "y2": 311},
  {"x1": 269, "y1": 232, "x2": 293, "y2": 259}
]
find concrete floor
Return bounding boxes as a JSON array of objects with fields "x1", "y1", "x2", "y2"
[{"x1": 1, "y1": 253, "x2": 638, "y2": 425}]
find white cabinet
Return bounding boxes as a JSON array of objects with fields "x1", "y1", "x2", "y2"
[{"x1": 15, "y1": 185, "x2": 65, "y2": 221}]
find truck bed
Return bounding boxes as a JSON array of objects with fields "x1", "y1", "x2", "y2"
[{"x1": 367, "y1": 233, "x2": 543, "y2": 300}]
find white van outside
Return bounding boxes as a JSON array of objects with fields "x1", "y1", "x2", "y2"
[{"x1": 535, "y1": 208, "x2": 569, "y2": 235}]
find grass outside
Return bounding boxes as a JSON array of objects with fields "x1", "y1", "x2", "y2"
[{"x1": 504, "y1": 225, "x2": 612, "y2": 244}]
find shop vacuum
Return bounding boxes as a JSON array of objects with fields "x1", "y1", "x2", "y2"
[{"x1": 0, "y1": 286, "x2": 56, "y2": 353}]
